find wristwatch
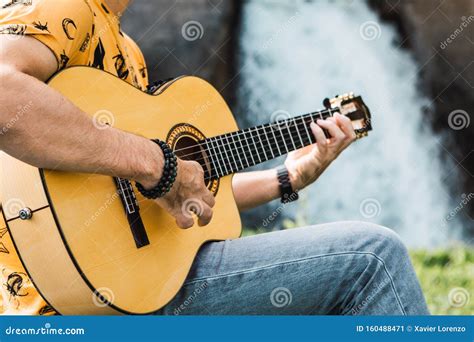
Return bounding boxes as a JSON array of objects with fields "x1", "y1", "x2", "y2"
[{"x1": 276, "y1": 165, "x2": 298, "y2": 203}]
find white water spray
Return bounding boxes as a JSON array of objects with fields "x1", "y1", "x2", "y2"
[{"x1": 238, "y1": 0, "x2": 462, "y2": 247}]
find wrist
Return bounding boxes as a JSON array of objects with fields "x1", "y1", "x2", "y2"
[
  {"x1": 135, "y1": 139, "x2": 178, "y2": 199},
  {"x1": 135, "y1": 140, "x2": 164, "y2": 189},
  {"x1": 284, "y1": 163, "x2": 303, "y2": 191},
  {"x1": 276, "y1": 165, "x2": 299, "y2": 203}
]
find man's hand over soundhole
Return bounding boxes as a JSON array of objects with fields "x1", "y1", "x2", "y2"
[{"x1": 156, "y1": 159, "x2": 215, "y2": 229}]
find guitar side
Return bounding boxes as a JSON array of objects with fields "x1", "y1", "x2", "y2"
[{"x1": 0, "y1": 67, "x2": 242, "y2": 314}]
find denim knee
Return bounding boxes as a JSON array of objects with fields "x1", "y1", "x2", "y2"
[{"x1": 343, "y1": 221, "x2": 409, "y2": 260}]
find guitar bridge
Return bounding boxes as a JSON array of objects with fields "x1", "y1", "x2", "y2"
[{"x1": 114, "y1": 177, "x2": 149, "y2": 248}]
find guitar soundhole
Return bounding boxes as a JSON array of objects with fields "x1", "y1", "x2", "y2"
[
  {"x1": 167, "y1": 123, "x2": 219, "y2": 194},
  {"x1": 173, "y1": 135, "x2": 215, "y2": 191}
]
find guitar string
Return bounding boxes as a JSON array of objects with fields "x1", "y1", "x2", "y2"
[
  {"x1": 200, "y1": 122, "x2": 321, "y2": 180},
  {"x1": 199, "y1": 109, "x2": 345, "y2": 179},
  {"x1": 125, "y1": 108, "x2": 346, "y2": 185},
  {"x1": 115, "y1": 177, "x2": 137, "y2": 211},
  {"x1": 177, "y1": 111, "x2": 334, "y2": 167},
  {"x1": 125, "y1": 114, "x2": 332, "y2": 186},
  {"x1": 174, "y1": 108, "x2": 335, "y2": 161},
  {"x1": 172, "y1": 108, "x2": 334, "y2": 155},
  {"x1": 178, "y1": 115, "x2": 332, "y2": 179},
  {"x1": 182, "y1": 120, "x2": 316, "y2": 171}
]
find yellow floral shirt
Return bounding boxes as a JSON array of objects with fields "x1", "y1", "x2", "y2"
[{"x1": 0, "y1": 0, "x2": 149, "y2": 315}]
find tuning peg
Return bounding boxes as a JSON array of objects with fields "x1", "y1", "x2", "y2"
[{"x1": 323, "y1": 98, "x2": 331, "y2": 109}]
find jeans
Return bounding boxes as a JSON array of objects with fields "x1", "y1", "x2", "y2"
[{"x1": 156, "y1": 221, "x2": 429, "y2": 315}]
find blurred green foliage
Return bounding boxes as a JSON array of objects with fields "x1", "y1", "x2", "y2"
[{"x1": 411, "y1": 247, "x2": 473, "y2": 315}]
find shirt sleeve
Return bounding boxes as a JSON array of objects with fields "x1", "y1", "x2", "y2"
[{"x1": 0, "y1": 0, "x2": 93, "y2": 70}]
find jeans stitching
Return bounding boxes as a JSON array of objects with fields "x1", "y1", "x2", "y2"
[{"x1": 184, "y1": 251, "x2": 406, "y2": 315}]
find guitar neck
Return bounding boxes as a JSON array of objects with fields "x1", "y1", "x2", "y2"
[{"x1": 203, "y1": 107, "x2": 338, "y2": 179}]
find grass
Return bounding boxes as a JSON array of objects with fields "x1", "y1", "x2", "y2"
[
  {"x1": 243, "y1": 228, "x2": 473, "y2": 315},
  {"x1": 411, "y1": 247, "x2": 473, "y2": 315}
]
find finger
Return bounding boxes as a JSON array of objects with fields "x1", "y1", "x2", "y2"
[
  {"x1": 335, "y1": 113, "x2": 356, "y2": 141},
  {"x1": 311, "y1": 121, "x2": 328, "y2": 151},
  {"x1": 197, "y1": 203, "x2": 213, "y2": 226},
  {"x1": 175, "y1": 214, "x2": 194, "y2": 229},
  {"x1": 202, "y1": 191, "x2": 215, "y2": 208},
  {"x1": 317, "y1": 119, "x2": 345, "y2": 142}
]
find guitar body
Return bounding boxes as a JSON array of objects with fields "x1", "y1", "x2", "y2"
[{"x1": 0, "y1": 67, "x2": 241, "y2": 314}]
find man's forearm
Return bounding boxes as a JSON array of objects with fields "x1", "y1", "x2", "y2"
[
  {"x1": 0, "y1": 66, "x2": 162, "y2": 188},
  {"x1": 232, "y1": 170, "x2": 283, "y2": 211}
]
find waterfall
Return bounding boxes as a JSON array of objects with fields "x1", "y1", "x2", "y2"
[{"x1": 237, "y1": 0, "x2": 463, "y2": 247}]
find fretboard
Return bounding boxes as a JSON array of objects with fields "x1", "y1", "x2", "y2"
[{"x1": 203, "y1": 107, "x2": 337, "y2": 179}]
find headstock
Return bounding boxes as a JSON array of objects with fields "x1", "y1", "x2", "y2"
[{"x1": 324, "y1": 93, "x2": 372, "y2": 139}]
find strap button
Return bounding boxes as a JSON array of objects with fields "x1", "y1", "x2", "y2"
[{"x1": 19, "y1": 207, "x2": 33, "y2": 220}]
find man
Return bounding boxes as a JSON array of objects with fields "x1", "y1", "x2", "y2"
[{"x1": 0, "y1": 0, "x2": 428, "y2": 315}]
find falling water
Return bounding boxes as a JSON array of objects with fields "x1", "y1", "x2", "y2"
[{"x1": 237, "y1": 0, "x2": 463, "y2": 247}]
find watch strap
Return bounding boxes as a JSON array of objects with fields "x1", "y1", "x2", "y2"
[{"x1": 276, "y1": 165, "x2": 298, "y2": 203}]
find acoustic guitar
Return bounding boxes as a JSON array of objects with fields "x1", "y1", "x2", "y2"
[{"x1": 0, "y1": 67, "x2": 372, "y2": 314}]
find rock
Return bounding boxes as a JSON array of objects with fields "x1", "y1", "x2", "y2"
[
  {"x1": 120, "y1": 0, "x2": 241, "y2": 104},
  {"x1": 369, "y1": 0, "x2": 474, "y2": 229}
]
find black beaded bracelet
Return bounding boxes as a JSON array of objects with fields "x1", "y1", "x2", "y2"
[{"x1": 135, "y1": 139, "x2": 178, "y2": 199}]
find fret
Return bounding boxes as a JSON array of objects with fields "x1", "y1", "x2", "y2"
[
  {"x1": 229, "y1": 133, "x2": 245, "y2": 170},
  {"x1": 269, "y1": 124, "x2": 282, "y2": 157},
  {"x1": 300, "y1": 115, "x2": 313, "y2": 144},
  {"x1": 261, "y1": 126, "x2": 274, "y2": 160},
  {"x1": 213, "y1": 137, "x2": 229, "y2": 175},
  {"x1": 249, "y1": 127, "x2": 262, "y2": 164},
  {"x1": 255, "y1": 126, "x2": 272, "y2": 161},
  {"x1": 234, "y1": 131, "x2": 250, "y2": 168},
  {"x1": 285, "y1": 120, "x2": 298, "y2": 150},
  {"x1": 276, "y1": 124, "x2": 290, "y2": 153},
  {"x1": 225, "y1": 133, "x2": 240, "y2": 171},
  {"x1": 242, "y1": 130, "x2": 254, "y2": 166},
  {"x1": 212, "y1": 138, "x2": 226, "y2": 176},
  {"x1": 293, "y1": 117, "x2": 305, "y2": 148},
  {"x1": 219, "y1": 135, "x2": 234, "y2": 173},
  {"x1": 243, "y1": 129, "x2": 256, "y2": 166},
  {"x1": 205, "y1": 140, "x2": 220, "y2": 178}
]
